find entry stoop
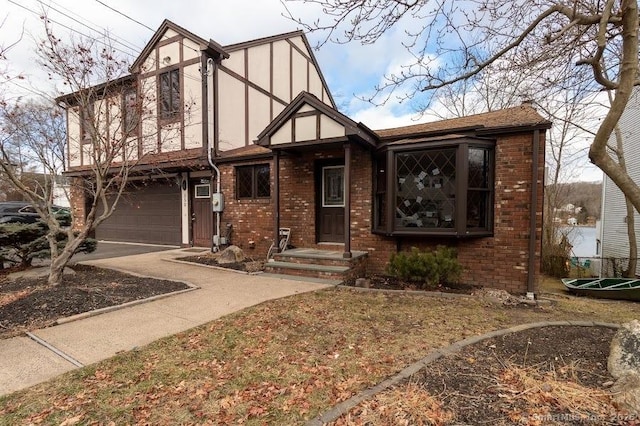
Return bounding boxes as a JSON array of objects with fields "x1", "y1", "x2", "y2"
[{"x1": 265, "y1": 248, "x2": 368, "y2": 283}]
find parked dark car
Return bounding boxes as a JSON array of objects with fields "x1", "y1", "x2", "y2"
[{"x1": 0, "y1": 202, "x2": 71, "y2": 226}]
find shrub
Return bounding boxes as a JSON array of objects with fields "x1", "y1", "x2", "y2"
[
  {"x1": 0, "y1": 222, "x2": 97, "y2": 267},
  {"x1": 542, "y1": 233, "x2": 571, "y2": 278},
  {"x1": 387, "y1": 246, "x2": 462, "y2": 289}
]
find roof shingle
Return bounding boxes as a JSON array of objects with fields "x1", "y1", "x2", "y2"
[{"x1": 375, "y1": 105, "x2": 551, "y2": 139}]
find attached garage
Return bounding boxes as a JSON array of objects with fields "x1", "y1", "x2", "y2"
[{"x1": 95, "y1": 180, "x2": 181, "y2": 245}]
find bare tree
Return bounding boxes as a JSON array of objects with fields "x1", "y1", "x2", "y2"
[
  {"x1": 286, "y1": 0, "x2": 640, "y2": 211},
  {"x1": 0, "y1": 100, "x2": 66, "y2": 202},
  {"x1": 0, "y1": 17, "x2": 148, "y2": 286}
]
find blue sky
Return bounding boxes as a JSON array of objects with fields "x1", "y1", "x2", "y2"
[{"x1": 1, "y1": 0, "x2": 603, "y2": 182}]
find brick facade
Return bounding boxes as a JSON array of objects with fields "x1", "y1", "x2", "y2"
[
  {"x1": 69, "y1": 177, "x2": 87, "y2": 231},
  {"x1": 220, "y1": 130, "x2": 545, "y2": 295}
]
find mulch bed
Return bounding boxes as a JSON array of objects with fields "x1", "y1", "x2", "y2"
[
  {"x1": 177, "y1": 254, "x2": 265, "y2": 273},
  {"x1": 341, "y1": 325, "x2": 628, "y2": 425},
  {"x1": 417, "y1": 326, "x2": 618, "y2": 424},
  {"x1": 344, "y1": 275, "x2": 481, "y2": 294},
  {"x1": 0, "y1": 264, "x2": 190, "y2": 339}
]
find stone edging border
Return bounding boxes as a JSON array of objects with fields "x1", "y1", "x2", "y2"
[
  {"x1": 56, "y1": 265, "x2": 199, "y2": 325},
  {"x1": 163, "y1": 258, "x2": 264, "y2": 275},
  {"x1": 306, "y1": 321, "x2": 620, "y2": 426}
]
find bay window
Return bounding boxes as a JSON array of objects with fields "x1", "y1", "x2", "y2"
[{"x1": 374, "y1": 138, "x2": 494, "y2": 237}]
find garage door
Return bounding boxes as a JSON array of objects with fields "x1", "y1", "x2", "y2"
[{"x1": 95, "y1": 180, "x2": 181, "y2": 245}]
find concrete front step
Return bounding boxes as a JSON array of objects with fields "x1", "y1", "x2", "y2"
[
  {"x1": 274, "y1": 250, "x2": 368, "y2": 267},
  {"x1": 264, "y1": 260, "x2": 349, "y2": 280},
  {"x1": 259, "y1": 273, "x2": 342, "y2": 286},
  {"x1": 266, "y1": 248, "x2": 369, "y2": 282}
]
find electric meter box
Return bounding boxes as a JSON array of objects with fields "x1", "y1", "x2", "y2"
[{"x1": 212, "y1": 193, "x2": 225, "y2": 212}]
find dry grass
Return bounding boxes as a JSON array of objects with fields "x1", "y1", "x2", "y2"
[
  {"x1": 498, "y1": 363, "x2": 618, "y2": 425},
  {"x1": 333, "y1": 381, "x2": 454, "y2": 426},
  {"x1": 1, "y1": 287, "x2": 640, "y2": 425}
]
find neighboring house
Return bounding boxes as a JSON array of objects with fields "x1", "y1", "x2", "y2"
[
  {"x1": 599, "y1": 88, "x2": 640, "y2": 275},
  {"x1": 59, "y1": 20, "x2": 550, "y2": 294}
]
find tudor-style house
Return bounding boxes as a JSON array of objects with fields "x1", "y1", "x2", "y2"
[{"x1": 61, "y1": 20, "x2": 550, "y2": 295}]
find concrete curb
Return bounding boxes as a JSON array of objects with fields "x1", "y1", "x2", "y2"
[
  {"x1": 307, "y1": 321, "x2": 620, "y2": 426},
  {"x1": 163, "y1": 258, "x2": 264, "y2": 275}
]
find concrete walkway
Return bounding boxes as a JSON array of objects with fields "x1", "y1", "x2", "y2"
[{"x1": 0, "y1": 248, "x2": 332, "y2": 396}]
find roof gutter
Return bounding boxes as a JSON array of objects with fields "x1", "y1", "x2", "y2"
[{"x1": 527, "y1": 129, "x2": 541, "y2": 299}]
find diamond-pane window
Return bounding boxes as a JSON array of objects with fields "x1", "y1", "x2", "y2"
[
  {"x1": 395, "y1": 149, "x2": 456, "y2": 229},
  {"x1": 256, "y1": 165, "x2": 270, "y2": 198},
  {"x1": 236, "y1": 164, "x2": 270, "y2": 199},
  {"x1": 374, "y1": 141, "x2": 495, "y2": 236}
]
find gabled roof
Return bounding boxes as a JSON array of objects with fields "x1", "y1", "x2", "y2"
[
  {"x1": 130, "y1": 19, "x2": 229, "y2": 72},
  {"x1": 224, "y1": 30, "x2": 305, "y2": 52},
  {"x1": 256, "y1": 91, "x2": 377, "y2": 148},
  {"x1": 224, "y1": 30, "x2": 337, "y2": 109},
  {"x1": 376, "y1": 105, "x2": 552, "y2": 140}
]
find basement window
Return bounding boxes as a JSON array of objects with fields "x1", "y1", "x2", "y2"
[{"x1": 374, "y1": 137, "x2": 495, "y2": 237}]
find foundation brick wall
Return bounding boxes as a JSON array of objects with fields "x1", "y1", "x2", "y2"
[
  {"x1": 69, "y1": 177, "x2": 87, "y2": 231},
  {"x1": 219, "y1": 160, "x2": 275, "y2": 256}
]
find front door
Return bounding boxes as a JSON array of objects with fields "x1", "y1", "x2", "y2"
[
  {"x1": 191, "y1": 179, "x2": 213, "y2": 247},
  {"x1": 317, "y1": 164, "x2": 345, "y2": 243}
]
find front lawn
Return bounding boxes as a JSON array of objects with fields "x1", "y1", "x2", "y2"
[{"x1": 1, "y1": 288, "x2": 639, "y2": 424}]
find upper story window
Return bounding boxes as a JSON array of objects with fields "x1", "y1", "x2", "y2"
[
  {"x1": 123, "y1": 88, "x2": 139, "y2": 135},
  {"x1": 80, "y1": 103, "x2": 94, "y2": 144},
  {"x1": 236, "y1": 164, "x2": 270, "y2": 199},
  {"x1": 159, "y1": 69, "x2": 180, "y2": 120},
  {"x1": 373, "y1": 138, "x2": 495, "y2": 237}
]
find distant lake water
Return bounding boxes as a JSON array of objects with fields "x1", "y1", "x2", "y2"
[{"x1": 563, "y1": 226, "x2": 597, "y2": 258}]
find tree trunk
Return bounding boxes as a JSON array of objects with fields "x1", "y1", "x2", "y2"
[
  {"x1": 46, "y1": 229, "x2": 88, "y2": 286},
  {"x1": 624, "y1": 198, "x2": 637, "y2": 277},
  {"x1": 47, "y1": 261, "x2": 66, "y2": 287},
  {"x1": 589, "y1": 0, "x2": 640, "y2": 217}
]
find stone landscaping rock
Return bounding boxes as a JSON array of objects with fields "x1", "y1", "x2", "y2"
[
  {"x1": 609, "y1": 320, "x2": 640, "y2": 415},
  {"x1": 473, "y1": 288, "x2": 522, "y2": 306},
  {"x1": 610, "y1": 373, "x2": 640, "y2": 415},
  {"x1": 609, "y1": 320, "x2": 640, "y2": 380},
  {"x1": 217, "y1": 245, "x2": 245, "y2": 264}
]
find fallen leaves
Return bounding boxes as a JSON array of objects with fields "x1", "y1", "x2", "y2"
[
  {"x1": 3, "y1": 290, "x2": 640, "y2": 424},
  {"x1": 334, "y1": 381, "x2": 454, "y2": 426},
  {"x1": 497, "y1": 364, "x2": 618, "y2": 423}
]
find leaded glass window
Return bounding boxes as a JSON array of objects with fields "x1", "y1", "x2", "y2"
[{"x1": 236, "y1": 164, "x2": 270, "y2": 199}]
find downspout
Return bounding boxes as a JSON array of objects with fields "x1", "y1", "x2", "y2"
[
  {"x1": 207, "y1": 57, "x2": 222, "y2": 252},
  {"x1": 527, "y1": 129, "x2": 541, "y2": 299}
]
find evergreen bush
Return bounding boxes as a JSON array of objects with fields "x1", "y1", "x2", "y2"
[
  {"x1": 0, "y1": 222, "x2": 96, "y2": 267},
  {"x1": 387, "y1": 246, "x2": 462, "y2": 289}
]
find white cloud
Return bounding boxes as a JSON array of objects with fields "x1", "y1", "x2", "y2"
[{"x1": 0, "y1": 0, "x2": 608, "y2": 183}]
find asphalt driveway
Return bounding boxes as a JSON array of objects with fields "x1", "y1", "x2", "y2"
[{"x1": 70, "y1": 241, "x2": 181, "y2": 262}]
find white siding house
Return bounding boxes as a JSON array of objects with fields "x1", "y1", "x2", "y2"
[{"x1": 599, "y1": 88, "x2": 640, "y2": 274}]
